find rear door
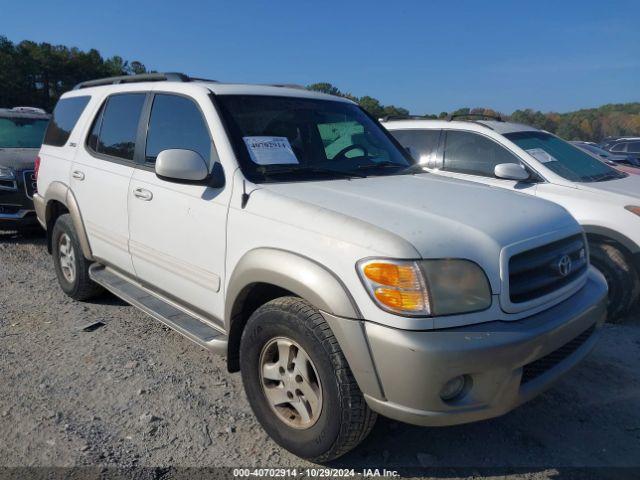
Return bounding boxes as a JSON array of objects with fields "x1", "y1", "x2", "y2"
[
  {"x1": 71, "y1": 92, "x2": 147, "y2": 273},
  {"x1": 387, "y1": 129, "x2": 442, "y2": 169},
  {"x1": 127, "y1": 91, "x2": 229, "y2": 322}
]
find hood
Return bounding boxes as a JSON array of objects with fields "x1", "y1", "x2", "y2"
[
  {"x1": 576, "y1": 174, "x2": 640, "y2": 198},
  {"x1": 258, "y1": 174, "x2": 579, "y2": 286},
  {"x1": 0, "y1": 148, "x2": 39, "y2": 170}
]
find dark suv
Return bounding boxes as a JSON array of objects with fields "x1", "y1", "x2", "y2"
[
  {"x1": 0, "y1": 107, "x2": 50, "y2": 232},
  {"x1": 600, "y1": 137, "x2": 640, "y2": 162}
]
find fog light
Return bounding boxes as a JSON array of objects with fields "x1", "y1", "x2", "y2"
[{"x1": 440, "y1": 375, "x2": 467, "y2": 401}]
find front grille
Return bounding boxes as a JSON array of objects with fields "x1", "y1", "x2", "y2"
[
  {"x1": 521, "y1": 325, "x2": 595, "y2": 384},
  {"x1": 23, "y1": 170, "x2": 36, "y2": 199},
  {"x1": 0, "y1": 205, "x2": 21, "y2": 214},
  {"x1": 0, "y1": 179, "x2": 17, "y2": 191},
  {"x1": 509, "y1": 234, "x2": 588, "y2": 303}
]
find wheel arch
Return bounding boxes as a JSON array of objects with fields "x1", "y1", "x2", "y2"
[
  {"x1": 43, "y1": 182, "x2": 93, "y2": 259},
  {"x1": 224, "y1": 248, "x2": 361, "y2": 372},
  {"x1": 583, "y1": 225, "x2": 640, "y2": 264}
]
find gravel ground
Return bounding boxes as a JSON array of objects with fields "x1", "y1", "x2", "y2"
[{"x1": 1, "y1": 230, "x2": 639, "y2": 479}]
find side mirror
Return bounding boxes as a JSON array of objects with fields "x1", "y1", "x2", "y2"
[
  {"x1": 494, "y1": 163, "x2": 530, "y2": 181},
  {"x1": 155, "y1": 149, "x2": 209, "y2": 182}
]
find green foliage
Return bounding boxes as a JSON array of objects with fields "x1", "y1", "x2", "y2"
[
  {"x1": 0, "y1": 36, "x2": 148, "y2": 111},
  {"x1": 308, "y1": 82, "x2": 640, "y2": 141},
  {"x1": 307, "y1": 82, "x2": 408, "y2": 119},
  {"x1": 1, "y1": 36, "x2": 637, "y2": 141}
]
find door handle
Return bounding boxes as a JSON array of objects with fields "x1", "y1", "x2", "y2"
[
  {"x1": 133, "y1": 187, "x2": 153, "y2": 201},
  {"x1": 72, "y1": 170, "x2": 85, "y2": 181}
]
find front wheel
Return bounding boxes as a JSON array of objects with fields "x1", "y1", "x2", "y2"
[
  {"x1": 240, "y1": 297, "x2": 376, "y2": 462},
  {"x1": 589, "y1": 241, "x2": 639, "y2": 322}
]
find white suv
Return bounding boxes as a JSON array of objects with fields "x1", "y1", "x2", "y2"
[
  {"x1": 384, "y1": 116, "x2": 640, "y2": 320},
  {"x1": 35, "y1": 74, "x2": 607, "y2": 461}
]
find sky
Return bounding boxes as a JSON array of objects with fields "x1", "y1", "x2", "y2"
[{"x1": 2, "y1": 0, "x2": 639, "y2": 115}]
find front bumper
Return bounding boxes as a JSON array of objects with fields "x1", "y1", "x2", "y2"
[
  {"x1": 0, "y1": 171, "x2": 38, "y2": 229},
  {"x1": 324, "y1": 267, "x2": 607, "y2": 427}
]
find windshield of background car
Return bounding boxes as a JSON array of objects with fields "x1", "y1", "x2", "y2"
[
  {"x1": 215, "y1": 95, "x2": 414, "y2": 183},
  {"x1": 581, "y1": 143, "x2": 611, "y2": 157},
  {"x1": 0, "y1": 117, "x2": 49, "y2": 148},
  {"x1": 505, "y1": 131, "x2": 625, "y2": 182}
]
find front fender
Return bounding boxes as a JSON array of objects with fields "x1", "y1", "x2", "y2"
[{"x1": 225, "y1": 247, "x2": 360, "y2": 327}]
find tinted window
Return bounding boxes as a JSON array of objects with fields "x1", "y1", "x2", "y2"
[
  {"x1": 627, "y1": 141, "x2": 640, "y2": 153},
  {"x1": 91, "y1": 94, "x2": 145, "y2": 161},
  {"x1": 145, "y1": 94, "x2": 211, "y2": 163},
  {"x1": 505, "y1": 131, "x2": 624, "y2": 182},
  {"x1": 389, "y1": 129, "x2": 441, "y2": 166},
  {"x1": 611, "y1": 142, "x2": 627, "y2": 152},
  {"x1": 215, "y1": 95, "x2": 413, "y2": 183},
  {"x1": 442, "y1": 131, "x2": 520, "y2": 177},
  {"x1": 0, "y1": 117, "x2": 49, "y2": 148},
  {"x1": 43, "y1": 96, "x2": 90, "y2": 146}
]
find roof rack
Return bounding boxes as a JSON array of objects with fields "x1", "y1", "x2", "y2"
[
  {"x1": 72, "y1": 72, "x2": 218, "y2": 90},
  {"x1": 379, "y1": 115, "x2": 430, "y2": 122},
  {"x1": 267, "y1": 83, "x2": 307, "y2": 90},
  {"x1": 446, "y1": 112, "x2": 504, "y2": 122}
]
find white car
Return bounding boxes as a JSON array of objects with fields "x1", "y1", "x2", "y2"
[
  {"x1": 34, "y1": 75, "x2": 606, "y2": 461},
  {"x1": 383, "y1": 116, "x2": 640, "y2": 320}
]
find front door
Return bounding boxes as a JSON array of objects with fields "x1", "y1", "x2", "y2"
[
  {"x1": 127, "y1": 92, "x2": 229, "y2": 323},
  {"x1": 438, "y1": 130, "x2": 538, "y2": 193}
]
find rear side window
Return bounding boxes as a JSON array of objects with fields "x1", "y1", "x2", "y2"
[
  {"x1": 145, "y1": 94, "x2": 212, "y2": 164},
  {"x1": 389, "y1": 129, "x2": 441, "y2": 166},
  {"x1": 88, "y1": 93, "x2": 146, "y2": 161},
  {"x1": 627, "y1": 141, "x2": 640, "y2": 153},
  {"x1": 43, "y1": 96, "x2": 91, "y2": 146}
]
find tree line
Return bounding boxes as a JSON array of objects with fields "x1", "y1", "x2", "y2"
[
  {"x1": 1, "y1": 37, "x2": 638, "y2": 142},
  {"x1": 0, "y1": 36, "x2": 148, "y2": 111}
]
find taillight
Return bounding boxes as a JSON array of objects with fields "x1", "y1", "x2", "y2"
[{"x1": 34, "y1": 155, "x2": 41, "y2": 181}]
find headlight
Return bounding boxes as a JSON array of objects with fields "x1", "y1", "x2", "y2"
[
  {"x1": 357, "y1": 258, "x2": 491, "y2": 317},
  {"x1": 0, "y1": 166, "x2": 15, "y2": 180},
  {"x1": 625, "y1": 206, "x2": 640, "y2": 217}
]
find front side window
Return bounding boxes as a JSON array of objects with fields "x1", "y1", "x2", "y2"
[
  {"x1": 388, "y1": 129, "x2": 441, "y2": 167},
  {"x1": 88, "y1": 93, "x2": 146, "y2": 161},
  {"x1": 442, "y1": 130, "x2": 520, "y2": 177},
  {"x1": 611, "y1": 142, "x2": 627, "y2": 152},
  {"x1": 43, "y1": 96, "x2": 90, "y2": 147},
  {"x1": 145, "y1": 94, "x2": 212, "y2": 164},
  {"x1": 505, "y1": 131, "x2": 625, "y2": 182},
  {"x1": 215, "y1": 95, "x2": 413, "y2": 183},
  {"x1": 0, "y1": 117, "x2": 49, "y2": 148}
]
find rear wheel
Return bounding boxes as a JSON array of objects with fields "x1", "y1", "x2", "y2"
[
  {"x1": 52, "y1": 214, "x2": 103, "y2": 301},
  {"x1": 240, "y1": 296, "x2": 376, "y2": 462},
  {"x1": 589, "y1": 241, "x2": 639, "y2": 322}
]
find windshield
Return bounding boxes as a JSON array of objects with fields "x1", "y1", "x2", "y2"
[
  {"x1": 505, "y1": 131, "x2": 625, "y2": 182},
  {"x1": 215, "y1": 95, "x2": 414, "y2": 183},
  {"x1": 0, "y1": 117, "x2": 49, "y2": 148},
  {"x1": 580, "y1": 143, "x2": 611, "y2": 157}
]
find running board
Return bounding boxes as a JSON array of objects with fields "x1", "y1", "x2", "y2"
[{"x1": 89, "y1": 264, "x2": 227, "y2": 355}]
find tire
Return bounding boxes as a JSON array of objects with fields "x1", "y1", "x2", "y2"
[
  {"x1": 240, "y1": 296, "x2": 377, "y2": 462},
  {"x1": 589, "y1": 241, "x2": 639, "y2": 322},
  {"x1": 51, "y1": 214, "x2": 103, "y2": 301}
]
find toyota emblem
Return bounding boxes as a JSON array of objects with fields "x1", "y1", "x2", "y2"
[{"x1": 557, "y1": 254, "x2": 573, "y2": 277}]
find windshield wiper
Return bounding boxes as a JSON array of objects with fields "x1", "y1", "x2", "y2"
[
  {"x1": 356, "y1": 161, "x2": 426, "y2": 174},
  {"x1": 257, "y1": 165, "x2": 367, "y2": 179}
]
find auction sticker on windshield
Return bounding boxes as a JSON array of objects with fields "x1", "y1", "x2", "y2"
[
  {"x1": 526, "y1": 147, "x2": 558, "y2": 164},
  {"x1": 243, "y1": 136, "x2": 299, "y2": 165}
]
